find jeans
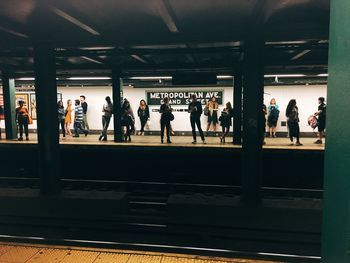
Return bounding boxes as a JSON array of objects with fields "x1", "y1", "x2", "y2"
[
  {"x1": 160, "y1": 120, "x2": 171, "y2": 141},
  {"x1": 190, "y1": 116, "x2": 204, "y2": 141},
  {"x1": 58, "y1": 119, "x2": 65, "y2": 137},
  {"x1": 140, "y1": 117, "x2": 147, "y2": 132},
  {"x1": 18, "y1": 117, "x2": 29, "y2": 138},
  {"x1": 82, "y1": 114, "x2": 89, "y2": 130},
  {"x1": 74, "y1": 122, "x2": 88, "y2": 137},
  {"x1": 101, "y1": 116, "x2": 111, "y2": 138}
]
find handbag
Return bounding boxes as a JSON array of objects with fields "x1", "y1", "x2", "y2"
[
  {"x1": 27, "y1": 115, "x2": 33, "y2": 125},
  {"x1": 169, "y1": 113, "x2": 175, "y2": 121}
]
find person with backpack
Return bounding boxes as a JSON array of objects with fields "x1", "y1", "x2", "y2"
[
  {"x1": 314, "y1": 97, "x2": 326, "y2": 144},
  {"x1": 219, "y1": 102, "x2": 233, "y2": 143},
  {"x1": 99, "y1": 96, "x2": 113, "y2": 141},
  {"x1": 286, "y1": 99, "x2": 302, "y2": 146},
  {"x1": 188, "y1": 94, "x2": 206, "y2": 144},
  {"x1": 159, "y1": 97, "x2": 173, "y2": 144},
  {"x1": 268, "y1": 98, "x2": 280, "y2": 138}
]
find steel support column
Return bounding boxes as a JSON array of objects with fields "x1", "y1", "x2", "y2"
[
  {"x1": 1, "y1": 71, "x2": 17, "y2": 139},
  {"x1": 322, "y1": 1, "x2": 350, "y2": 262},
  {"x1": 241, "y1": 38, "x2": 264, "y2": 204},
  {"x1": 112, "y1": 69, "x2": 124, "y2": 142},
  {"x1": 233, "y1": 70, "x2": 243, "y2": 145},
  {"x1": 34, "y1": 43, "x2": 60, "y2": 195}
]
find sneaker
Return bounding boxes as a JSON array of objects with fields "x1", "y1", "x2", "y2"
[
  {"x1": 18, "y1": 137, "x2": 23, "y2": 141},
  {"x1": 167, "y1": 140, "x2": 172, "y2": 144},
  {"x1": 73, "y1": 135, "x2": 79, "y2": 138},
  {"x1": 26, "y1": 137, "x2": 29, "y2": 141},
  {"x1": 192, "y1": 141, "x2": 197, "y2": 144},
  {"x1": 202, "y1": 140, "x2": 206, "y2": 144},
  {"x1": 314, "y1": 140, "x2": 322, "y2": 144},
  {"x1": 296, "y1": 142, "x2": 303, "y2": 146}
]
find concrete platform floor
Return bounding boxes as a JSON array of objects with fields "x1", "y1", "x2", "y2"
[
  {"x1": 0, "y1": 134, "x2": 325, "y2": 151},
  {"x1": 0, "y1": 242, "x2": 282, "y2": 263}
]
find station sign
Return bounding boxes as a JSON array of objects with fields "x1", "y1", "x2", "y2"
[{"x1": 146, "y1": 90, "x2": 223, "y2": 106}]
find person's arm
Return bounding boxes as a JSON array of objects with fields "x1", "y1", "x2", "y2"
[
  {"x1": 146, "y1": 106, "x2": 150, "y2": 119},
  {"x1": 198, "y1": 102, "x2": 203, "y2": 114},
  {"x1": 159, "y1": 105, "x2": 164, "y2": 114}
]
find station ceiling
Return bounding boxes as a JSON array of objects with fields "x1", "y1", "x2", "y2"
[{"x1": 0, "y1": 0, "x2": 330, "y2": 76}]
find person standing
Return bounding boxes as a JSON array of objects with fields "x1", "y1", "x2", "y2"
[
  {"x1": 137, "y1": 100, "x2": 150, "y2": 136},
  {"x1": 64, "y1": 99, "x2": 73, "y2": 137},
  {"x1": 57, "y1": 100, "x2": 66, "y2": 138},
  {"x1": 219, "y1": 102, "x2": 233, "y2": 143},
  {"x1": 73, "y1": 99, "x2": 88, "y2": 137},
  {"x1": 121, "y1": 99, "x2": 135, "y2": 142},
  {"x1": 314, "y1": 97, "x2": 326, "y2": 144},
  {"x1": 188, "y1": 94, "x2": 206, "y2": 144},
  {"x1": 99, "y1": 96, "x2": 113, "y2": 141},
  {"x1": 80, "y1": 95, "x2": 89, "y2": 131},
  {"x1": 268, "y1": 98, "x2": 280, "y2": 138},
  {"x1": 286, "y1": 99, "x2": 302, "y2": 146},
  {"x1": 206, "y1": 96, "x2": 219, "y2": 136},
  {"x1": 160, "y1": 97, "x2": 173, "y2": 144},
  {"x1": 15, "y1": 100, "x2": 30, "y2": 141}
]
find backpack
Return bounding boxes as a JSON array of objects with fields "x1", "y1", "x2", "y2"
[
  {"x1": 269, "y1": 107, "x2": 280, "y2": 122},
  {"x1": 203, "y1": 106, "x2": 209, "y2": 116}
]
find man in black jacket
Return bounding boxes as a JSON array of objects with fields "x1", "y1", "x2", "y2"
[{"x1": 188, "y1": 94, "x2": 206, "y2": 144}]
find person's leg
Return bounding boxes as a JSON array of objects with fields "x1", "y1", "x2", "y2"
[
  {"x1": 140, "y1": 118, "x2": 146, "y2": 133},
  {"x1": 101, "y1": 116, "x2": 106, "y2": 139},
  {"x1": 160, "y1": 121, "x2": 165, "y2": 142},
  {"x1": 73, "y1": 122, "x2": 79, "y2": 137},
  {"x1": 190, "y1": 116, "x2": 197, "y2": 142},
  {"x1": 104, "y1": 116, "x2": 111, "y2": 140},
  {"x1": 196, "y1": 118, "x2": 205, "y2": 141},
  {"x1": 224, "y1": 126, "x2": 230, "y2": 138},
  {"x1": 296, "y1": 123, "x2": 302, "y2": 145},
  {"x1": 18, "y1": 120, "x2": 23, "y2": 139},
  {"x1": 24, "y1": 121, "x2": 29, "y2": 140},
  {"x1": 166, "y1": 121, "x2": 171, "y2": 142}
]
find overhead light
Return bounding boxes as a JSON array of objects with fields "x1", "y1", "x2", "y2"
[
  {"x1": 217, "y1": 75, "x2": 233, "y2": 79},
  {"x1": 0, "y1": 26, "x2": 29, "y2": 38},
  {"x1": 50, "y1": 6, "x2": 100, "y2": 36},
  {"x1": 80, "y1": 47, "x2": 114, "y2": 50},
  {"x1": 17, "y1": 77, "x2": 35, "y2": 81},
  {"x1": 264, "y1": 74, "x2": 306, "y2": 78},
  {"x1": 131, "y1": 54, "x2": 148, "y2": 64},
  {"x1": 68, "y1": 77, "x2": 111, "y2": 80},
  {"x1": 156, "y1": 0, "x2": 179, "y2": 33},
  {"x1": 317, "y1": 73, "x2": 328, "y2": 77},
  {"x1": 81, "y1": 56, "x2": 104, "y2": 64},
  {"x1": 129, "y1": 76, "x2": 172, "y2": 80},
  {"x1": 291, "y1": 49, "x2": 311, "y2": 61}
]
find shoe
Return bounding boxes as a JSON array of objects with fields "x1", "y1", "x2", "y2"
[
  {"x1": 99, "y1": 135, "x2": 103, "y2": 141},
  {"x1": 296, "y1": 142, "x2": 303, "y2": 146},
  {"x1": 192, "y1": 141, "x2": 197, "y2": 144},
  {"x1": 314, "y1": 140, "x2": 322, "y2": 144},
  {"x1": 85, "y1": 131, "x2": 88, "y2": 136},
  {"x1": 161, "y1": 139, "x2": 164, "y2": 144},
  {"x1": 167, "y1": 139, "x2": 172, "y2": 144},
  {"x1": 223, "y1": 138, "x2": 226, "y2": 143},
  {"x1": 26, "y1": 137, "x2": 29, "y2": 141},
  {"x1": 202, "y1": 140, "x2": 206, "y2": 144},
  {"x1": 273, "y1": 134, "x2": 277, "y2": 138},
  {"x1": 263, "y1": 141, "x2": 266, "y2": 145},
  {"x1": 220, "y1": 137, "x2": 223, "y2": 143},
  {"x1": 18, "y1": 137, "x2": 23, "y2": 141},
  {"x1": 102, "y1": 138, "x2": 107, "y2": 141},
  {"x1": 73, "y1": 135, "x2": 79, "y2": 138},
  {"x1": 128, "y1": 137, "x2": 131, "y2": 142}
]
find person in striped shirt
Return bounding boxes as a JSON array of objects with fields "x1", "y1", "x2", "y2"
[{"x1": 73, "y1": 99, "x2": 88, "y2": 137}]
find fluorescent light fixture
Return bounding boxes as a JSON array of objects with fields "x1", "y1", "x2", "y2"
[
  {"x1": 80, "y1": 46, "x2": 115, "y2": 50},
  {"x1": 317, "y1": 73, "x2": 328, "y2": 77},
  {"x1": 81, "y1": 56, "x2": 104, "y2": 64},
  {"x1": 156, "y1": 0, "x2": 179, "y2": 33},
  {"x1": 0, "y1": 26, "x2": 29, "y2": 38},
  {"x1": 129, "y1": 76, "x2": 172, "y2": 80},
  {"x1": 291, "y1": 49, "x2": 311, "y2": 61},
  {"x1": 50, "y1": 6, "x2": 100, "y2": 36},
  {"x1": 131, "y1": 54, "x2": 148, "y2": 64},
  {"x1": 17, "y1": 77, "x2": 35, "y2": 81},
  {"x1": 217, "y1": 75, "x2": 233, "y2": 79},
  {"x1": 264, "y1": 74, "x2": 306, "y2": 78},
  {"x1": 68, "y1": 77, "x2": 111, "y2": 80}
]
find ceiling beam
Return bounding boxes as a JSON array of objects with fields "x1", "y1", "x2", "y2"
[{"x1": 155, "y1": 0, "x2": 179, "y2": 33}]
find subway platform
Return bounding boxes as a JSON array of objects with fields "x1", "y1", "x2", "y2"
[
  {"x1": 0, "y1": 134, "x2": 325, "y2": 151},
  {"x1": 0, "y1": 242, "x2": 285, "y2": 263}
]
